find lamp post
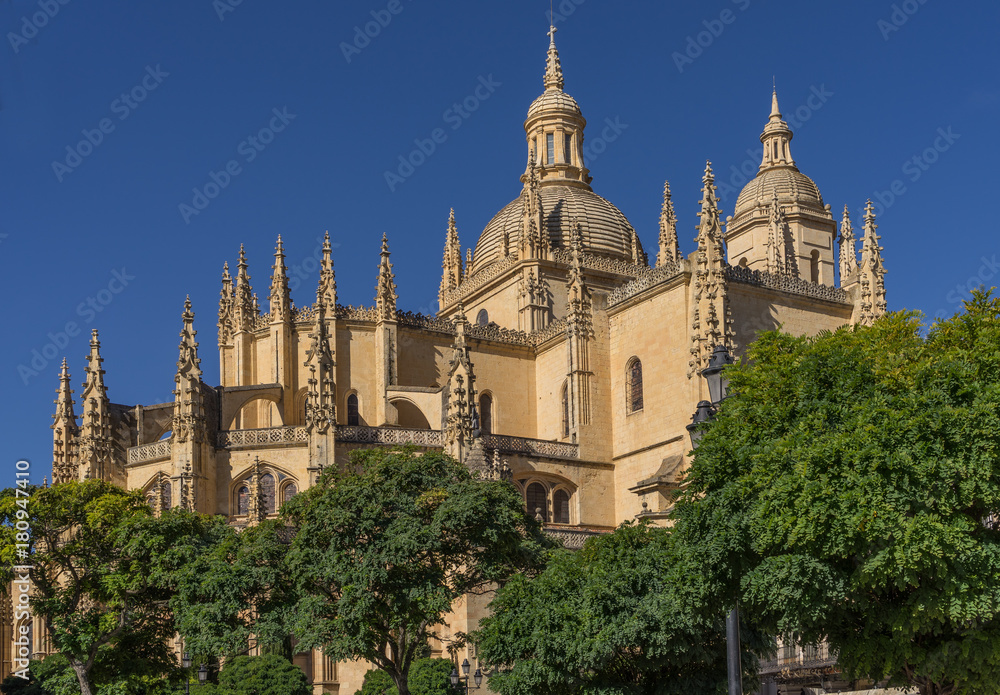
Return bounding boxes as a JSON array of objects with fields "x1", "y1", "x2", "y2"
[
  {"x1": 688, "y1": 344, "x2": 741, "y2": 695},
  {"x1": 449, "y1": 658, "x2": 483, "y2": 695},
  {"x1": 198, "y1": 664, "x2": 208, "y2": 686},
  {"x1": 181, "y1": 652, "x2": 191, "y2": 695}
]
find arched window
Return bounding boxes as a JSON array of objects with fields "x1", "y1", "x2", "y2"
[
  {"x1": 476, "y1": 309, "x2": 489, "y2": 326},
  {"x1": 162, "y1": 482, "x2": 171, "y2": 510},
  {"x1": 261, "y1": 474, "x2": 276, "y2": 515},
  {"x1": 527, "y1": 483, "x2": 548, "y2": 522},
  {"x1": 626, "y1": 358, "x2": 643, "y2": 413},
  {"x1": 480, "y1": 393, "x2": 493, "y2": 436},
  {"x1": 347, "y1": 394, "x2": 360, "y2": 426},
  {"x1": 546, "y1": 133, "x2": 555, "y2": 165},
  {"x1": 236, "y1": 486, "x2": 249, "y2": 516},
  {"x1": 810, "y1": 250, "x2": 820, "y2": 284},
  {"x1": 561, "y1": 383, "x2": 569, "y2": 438},
  {"x1": 553, "y1": 489, "x2": 570, "y2": 524},
  {"x1": 564, "y1": 133, "x2": 573, "y2": 164},
  {"x1": 146, "y1": 494, "x2": 155, "y2": 509},
  {"x1": 282, "y1": 482, "x2": 298, "y2": 506},
  {"x1": 738, "y1": 257, "x2": 748, "y2": 268}
]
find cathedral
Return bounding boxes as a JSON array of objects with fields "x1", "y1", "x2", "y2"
[{"x1": 20, "y1": 24, "x2": 886, "y2": 694}]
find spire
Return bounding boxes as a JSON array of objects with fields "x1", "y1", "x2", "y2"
[
  {"x1": 375, "y1": 233, "x2": 397, "y2": 321},
  {"x1": 233, "y1": 244, "x2": 256, "y2": 331},
  {"x1": 173, "y1": 297, "x2": 206, "y2": 444},
  {"x1": 304, "y1": 272, "x2": 336, "y2": 434},
  {"x1": 544, "y1": 25, "x2": 564, "y2": 91},
  {"x1": 689, "y1": 162, "x2": 735, "y2": 378},
  {"x1": 319, "y1": 231, "x2": 337, "y2": 308},
  {"x1": 465, "y1": 248, "x2": 473, "y2": 278},
  {"x1": 51, "y1": 358, "x2": 78, "y2": 485},
  {"x1": 758, "y1": 88, "x2": 796, "y2": 172},
  {"x1": 519, "y1": 155, "x2": 548, "y2": 260},
  {"x1": 218, "y1": 262, "x2": 234, "y2": 345},
  {"x1": 657, "y1": 180, "x2": 681, "y2": 267},
  {"x1": 78, "y1": 330, "x2": 113, "y2": 481},
  {"x1": 269, "y1": 235, "x2": 291, "y2": 322},
  {"x1": 567, "y1": 219, "x2": 593, "y2": 337},
  {"x1": 764, "y1": 192, "x2": 797, "y2": 276},
  {"x1": 444, "y1": 309, "x2": 477, "y2": 464},
  {"x1": 839, "y1": 205, "x2": 858, "y2": 282},
  {"x1": 439, "y1": 208, "x2": 464, "y2": 306},
  {"x1": 856, "y1": 200, "x2": 887, "y2": 326}
]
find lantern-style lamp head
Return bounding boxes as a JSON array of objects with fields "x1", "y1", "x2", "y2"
[
  {"x1": 450, "y1": 669, "x2": 460, "y2": 687},
  {"x1": 702, "y1": 344, "x2": 733, "y2": 405},
  {"x1": 182, "y1": 652, "x2": 191, "y2": 669},
  {"x1": 462, "y1": 658, "x2": 471, "y2": 676},
  {"x1": 686, "y1": 401, "x2": 716, "y2": 449},
  {"x1": 473, "y1": 668, "x2": 483, "y2": 687},
  {"x1": 198, "y1": 664, "x2": 208, "y2": 683}
]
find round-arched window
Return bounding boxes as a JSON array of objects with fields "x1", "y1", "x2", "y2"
[
  {"x1": 553, "y1": 489, "x2": 571, "y2": 524},
  {"x1": 527, "y1": 483, "x2": 548, "y2": 522},
  {"x1": 476, "y1": 309, "x2": 489, "y2": 326}
]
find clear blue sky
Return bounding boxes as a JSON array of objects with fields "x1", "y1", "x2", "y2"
[{"x1": 2, "y1": 0, "x2": 998, "y2": 483}]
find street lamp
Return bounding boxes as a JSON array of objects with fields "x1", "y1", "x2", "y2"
[
  {"x1": 198, "y1": 664, "x2": 208, "y2": 684},
  {"x1": 688, "y1": 344, "x2": 741, "y2": 695},
  {"x1": 181, "y1": 652, "x2": 191, "y2": 695},
  {"x1": 449, "y1": 658, "x2": 482, "y2": 693}
]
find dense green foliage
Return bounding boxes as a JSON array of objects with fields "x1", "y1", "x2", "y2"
[
  {"x1": 673, "y1": 296, "x2": 1000, "y2": 695},
  {"x1": 0, "y1": 659, "x2": 53, "y2": 695},
  {"x1": 475, "y1": 521, "x2": 767, "y2": 695},
  {"x1": 282, "y1": 448, "x2": 551, "y2": 695},
  {"x1": 216, "y1": 654, "x2": 311, "y2": 695},
  {"x1": 355, "y1": 658, "x2": 461, "y2": 695}
]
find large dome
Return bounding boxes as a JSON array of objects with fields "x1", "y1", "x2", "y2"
[
  {"x1": 471, "y1": 185, "x2": 639, "y2": 274},
  {"x1": 733, "y1": 166, "x2": 826, "y2": 219}
]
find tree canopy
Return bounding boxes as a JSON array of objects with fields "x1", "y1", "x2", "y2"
[
  {"x1": 672, "y1": 296, "x2": 1000, "y2": 695},
  {"x1": 475, "y1": 521, "x2": 767, "y2": 695},
  {"x1": 282, "y1": 448, "x2": 551, "y2": 695}
]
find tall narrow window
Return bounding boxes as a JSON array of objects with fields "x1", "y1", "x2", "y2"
[
  {"x1": 282, "y1": 482, "x2": 298, "y2": 506},
  {"x1": 261, "y1": 473, "x2": 276, "y2": 515},
  {"x1": 627, "y1": 359, "x2": 643, "y2": 413},
  {"x1": 527, "y1": 483, "x2": 548, "y2": 522},
  {"x1": 561, "y1": 383, "x2": 569, "y2": 438},
  {"x1": 546, "y1": 133, "x2": 555, "y2": 165},
  {"x1": 237, "y1": 486, "x2": 249, "y2": 516},
  {"x1": 564, "y1": 133, "x2": 573, "y2": 164},
  {"x1": 162, "y1": 482, "x2": 171, "y2": 510},
  {"x1": 810, "y1": 250, "x2": 820, "y2": 284},
  {"x1": 480, "y1": 393, "x2": 493, "y2": 436},
  {"x1": 553, "y1": 489, "x2": 570, "y2": 524},
  {"x1": 347, "y1": 394, "x2": 360, "y2": 426}
]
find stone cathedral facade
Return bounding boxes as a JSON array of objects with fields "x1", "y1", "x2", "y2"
[{"x1": 14, "y1": 27, "x2": 888, "y2": 694}]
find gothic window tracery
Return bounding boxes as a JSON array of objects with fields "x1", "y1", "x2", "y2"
[
  {"x1": 283, "y1": 482, "x2": 298, "y2": 506},
  {"x1": 237, "y1": 486, "x2": 249, "y2": 516},
  {"x1": 261, "y1": 473, "x2": 276, "y2": 515},
  {"x1": 162, "y1": 481, "x2": 171, "y2": 510},
  {"x1": 626, "y1": 358, "x2": 643, "y2": 413},
  {"x1": 527, "y1": 483, "x2": 548, "y2": 522}
]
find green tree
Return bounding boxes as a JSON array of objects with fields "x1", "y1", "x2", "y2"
[
  {"x1": 282, "y1": 448, "x2": 550, "y2": 695},
  {"x1": 0, "y1": 659, "x2": 54, "y2": 695},
  {"x1": 217, "y1": 654, "x2": 310, "y2": 695},
  {"x1": 356, "y1": 657, "x2": 461, "y2": 695},
  {"x1": 0, "y1": 480, "x2": 210, "y2": 695},
  {"x1": 475, "y1": 521, "x2": 767, "y2": 695},
  {"x1": 673, "y1": 298, "x2": 1000, "y2": 695}
]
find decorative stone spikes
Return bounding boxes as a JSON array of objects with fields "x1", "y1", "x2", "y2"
[
  {"x1": 759, "y1": 88, "x2": 796, "y2": 172},
  {"x1": 657, "y1": 180, "x2": 681, "y2": 267},
  {"x1": 444, "y1": 307, "x2": 478, "y2": 464},
  {"x1": 218, "y1": 262, "x2": 234, "y2": 344},
  {"x1": 520, "y1": 154, "x2": 548, "y2": 260},
  {"x1": 179, "y1": 461, "x2": 195, "y2": 512},
  {"x1": 629, "y1": 228, "x2": 647, "y2": 267},
  {"x1": 465, "y1": 248, "x2": 473, "y2": 278},
  {"x1": 544, "y1": 25, "x2": 564, "y2": 91},
  {"x1": 304, "y1": 282, "x2": 336, "y2": 434},
  {"x1": 567, "y1": 220, "x2": 593, "y2": 338},
  {"x1": 319, "y1": 231, "x2": 337, "y2": 308},
  {"x1": 439, "y1": 209, "x2": 464, "y2": 306},
  {"x1": 52, "y1": 358, "x2": 79, "y2": 485},
  {"x1": 839, "y1": 205, "x2": 859, "y2": 282},
  {"x1": 173, "y1": 297, "x2": 206, "y2": 444},
  {"x1": 154, "y1": 471, "x2": 171, "y2": 514},
  {"x1": 78, "y1": 330, "x2": 113, "y2": 480},
  {"x1": 857, "y1": 200, "x2": 888, "y2": 326},
  {"x1": 765, "y1": 192, "x2": 797, "y2": 276},
  {"x1": 375, "y1": 233, "x2": 398, "y2": 321},
  {"x1": 689, "y1": 162, "x2": 735, "y2": 378},
  {"x1": 269, "y1": 235, "x2": 291, "y2": 322},
  {"x1": 233, "y1": 244, "x2": 256, "y2": 331},
  {"x1": 246, "y1": 457, "x2": 266, "y2": 525}
]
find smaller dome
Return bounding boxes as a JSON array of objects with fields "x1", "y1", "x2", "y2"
[
  {"x1": 527, "y1": 90, "x2": 582, "y2": 121},
  {"x1": 733, "y1": 167, "x2": 825, "y2": 219}
]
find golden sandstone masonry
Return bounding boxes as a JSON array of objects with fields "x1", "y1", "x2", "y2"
[{"x1": 14, "y1": 25, "x2": 887, "y2": 692}]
